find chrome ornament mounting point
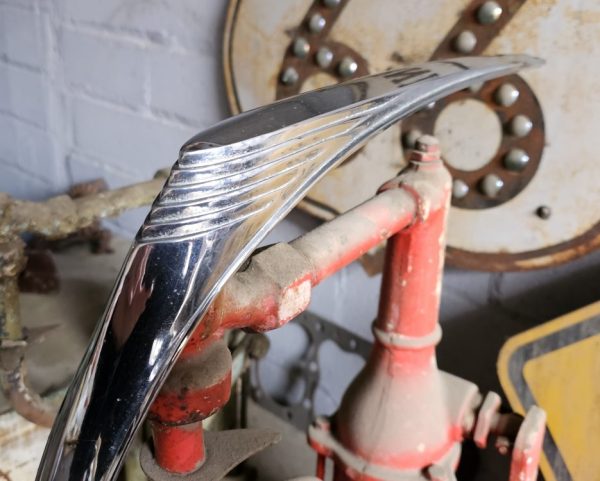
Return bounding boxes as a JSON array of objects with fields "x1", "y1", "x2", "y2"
[{"x1": 36, "y1": 55, "x2": 542, "y2": 481}]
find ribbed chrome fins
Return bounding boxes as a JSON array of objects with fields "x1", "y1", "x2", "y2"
[{"x1": 36, "y1": 56, "x2": 542, "y2": 481}]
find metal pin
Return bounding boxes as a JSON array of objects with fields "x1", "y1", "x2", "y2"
[
  {"x1": 503, "y1": 148, "x2": 529, "y2": 171},
  {"x1": 454, "y1": 31, "x2": 477, "y2": 54},
  {"x1": 469, "y1": 81, "x2": 484, "y2": 93},
  {"x1": 322, "y1": 0, "x2": 341, "y2": 7},
  {"x1": 280, "y1": 67, "x2": 299, "y2": 86},
  {"x1": 495, "y1": 83, "x2": 519, "y2": 107},
  {"x1": 309, "y1": 13, "x2": 326, "y2": 33},
  {"x1": 536, "y1": 205, "x2": 551, "y2": 219},
  {"x1": 338, "y1": 56, "x2": 358, "y2": 77},
  {"x1": 316, "y1": 47, "x2": 334, "y2": 68},
  {"x1": 509, "y1": 114, "x2": 533, "y2": 137},
  {"x1": 452, "y1": 179, "x2": 469, "y2": 199},
  {"x1": 293, "y1": 37, "x2": 310, "y2": 58},
  {"x1": 477, "y1": 1, "x2": 503, "y2": 24},
  {"x1": 480, "y1": 174, "x2": 504, "y2": 197},
  {"x1": 402, "y1": 129, "x2": 422, "y2": 149}
]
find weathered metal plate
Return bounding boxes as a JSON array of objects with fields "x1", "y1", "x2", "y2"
[
  {"x1": 223, "y1": 0, "x2": 600, "y2": 270},
  {"x1": 498, "y1": 301, "x2": 600, "y2": 481}
]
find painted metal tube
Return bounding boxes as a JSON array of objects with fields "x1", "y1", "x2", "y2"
[{"x1": 36, "y1": 56, "x2": 541, "y2": 481}]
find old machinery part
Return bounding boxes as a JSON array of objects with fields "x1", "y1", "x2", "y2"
[
  {"x1": 306, "y1": 136, "x2": 545, "y2": 481},
  {"x1": 250, "y1": 311, "x2": 372, "y2": 430},
  {"x1": 0, "y1": 174, "x2": 167, "y2": 427},
  {"x1": 224, "y1": 0, "x2": 600, "y2": 270},
  {"x1": 133, "y1": 133, "x2": 546, "y2": 481},
  {"x1": 35, "y1": 57, "x2": 540, "y2": 481}
]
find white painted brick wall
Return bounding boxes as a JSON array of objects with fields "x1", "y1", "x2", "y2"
[{"x1": 0, "y1": 0, "x2": 228, "y2": 234}]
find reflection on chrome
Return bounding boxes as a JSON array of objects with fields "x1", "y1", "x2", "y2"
[{"x1": 36, "y1": 56, "x2": 542, "y2": 481}]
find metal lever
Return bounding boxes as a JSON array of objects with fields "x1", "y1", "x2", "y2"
[{"x1": 36, "y1": 55, "x2": 542, "y2": 481}]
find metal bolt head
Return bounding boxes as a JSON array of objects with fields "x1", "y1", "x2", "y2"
[
  {"x1": 480, "y1": 174, "x2": 504, "y2": 197},
  {"x1": 452, "y1": 179, "x2": 469, "y2": 199},
  {"x1": 415, "y1": 134, "x2": 439, "y2": 153},
  {"x1": 280, "y1": 67, "x2": 299, "y2": 86},
  {"x1": 315, "y1": 47, "x2": 334, "y2": 68},
  {"x1": 536, "y1": 205, "x2": 551, "y2": 219},
  {"x1": 509, "y1": 114, "x2": 533, "y2": 137},
  {"x1": 477, "y1": 1, "x2": 503, "y2": 24},
  {"x1": 322, "y1": 0, "x2": 341, "y2": 7},
  {"x1": 338, "y1": 56, "x2": 358, "y2": 77},
  {"x1": 503, "y1": 148, "x2": 530, "y2": 171},
  {"x1": 454, "y1": 30, "x2": 477, "y2": 54},
  {"x1": 292, "y1": 37, "x2": 310, "y2": 58},
  {"x1": 495, "y1": 83, "x2": 520, "y2": 107},
  {"x1": 402, "y1": 129, "x2": 422, "y2": 149},
  {"x1": 469, "y1": 81, "x2": 484, "y2": 93},
  {"x1": 309, "y1": 13, "x2": 326, "y2": 33}
]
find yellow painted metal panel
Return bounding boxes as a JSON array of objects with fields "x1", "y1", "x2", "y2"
[{"x1": 498, "y1": 301, "x2": 600, "y2": 481}]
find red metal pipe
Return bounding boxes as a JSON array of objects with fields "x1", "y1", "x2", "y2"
[
  {"x1": 150, "y1": 421, "x2": 205, "y2": 473},
  {"x1": 309, "y1": 137, "x2": 458, "y2": 480}
]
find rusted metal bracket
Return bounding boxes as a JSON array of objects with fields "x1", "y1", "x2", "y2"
[{"x1": 0, "y1": 172, "x2": 167, "y2": 425}]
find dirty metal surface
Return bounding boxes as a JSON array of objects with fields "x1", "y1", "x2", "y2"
[
  {"x1": 140, "y1": 429, "x2": 281, "y2": 481},
  {"x1": 224, "y1": 0, "x2": 600, "y2": 270},
  {"x1": 498, "y1": 301, "x2": 600, "y2": 481},
  {"x1": 250, "y1": 311, "x2": 371, "y2": 430}
]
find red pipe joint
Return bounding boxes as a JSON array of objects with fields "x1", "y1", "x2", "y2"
[{"x1": 148, "y1": 338, "x2": 232, "y2": 473}]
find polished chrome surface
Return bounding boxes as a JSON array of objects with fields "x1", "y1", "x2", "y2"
[{"x1": 36, "y1": 55, "x2": 541, "y2": 481}]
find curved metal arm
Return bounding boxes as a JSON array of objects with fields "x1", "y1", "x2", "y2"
[{"x1": 36, "y1": 55, "x2": 541, "y2": 481}]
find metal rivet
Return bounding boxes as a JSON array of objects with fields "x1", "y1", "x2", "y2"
[
  {"x1": 480, "y1": 174, "x2": 504, "y2": 198},
  {"x1": 536, "y1": 205, "x2": 551, "y2": 219},
  {"x1": 322, "y1": 0, "x2": 341, "y2": 7},
  {"x1": 452, "y1": 179, "x2": 469, "y2": 199},
  {"x1": 495, "y1": 83, "x2": 519, "y2": 107},
  {"x1": 338, "y1": 56, "x2": 358, "y2": 77},
  {"x1": 509, "y1": 114, "x2": 533, "y2": 137},
  {"x1": 292, "y1": 37, "x2": 310, "y2": 58},
  {"x1": 402, "y1": 129, "x2": 422, "y2": 149},
  {"x1": 503, "y1": 148, "x2": 530, "y2": 171},
  {"x1": 454, "y1": 30, "x2": 477, "y2": 54},
  {"x1": 316, "y1": 47, "x2": 334, "y2": 68},
  {"x1": 280, "y1": 67, "x2": 299, "y2": 86},
  {"x1": 477, "y1": 1, "x2": 503, "y2": 24},
  {"x1": 309, "y1": 13, "x2": 326, "y2": 33},
  {"x1": 469, "y1": 81, "x2": 484, "y2": 93}
]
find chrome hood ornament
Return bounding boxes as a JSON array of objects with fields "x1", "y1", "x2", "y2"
[{"x1": 37, "y1": 56, "x2": 541, "y2": 481}]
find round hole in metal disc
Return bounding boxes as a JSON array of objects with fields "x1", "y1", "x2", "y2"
[
  {"x1": 300, "y1": 72, "x2": 338, "y2": 93},
  {"x1": 434, "y1": 98, "x2": 502, "y2": 172}
]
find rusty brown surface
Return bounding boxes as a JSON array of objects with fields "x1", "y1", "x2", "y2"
[
  {"x1": 401, "y1": 74, "x2": 544, "y2": 209},
  {"x1": 275, "y1": 0, "x2": 369, "y2": 100},
  {"x1": 431, "y1": 0, "x2": 528, "y2": 59},
  {"x1": 447, "y1": 218, "x2": 600, "y2": 271}
]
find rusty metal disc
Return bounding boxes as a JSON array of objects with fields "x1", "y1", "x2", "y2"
[{"x1": 223, "y1": 0, "x2": 600, "y2": 271}]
